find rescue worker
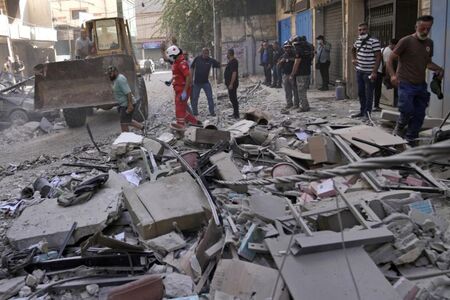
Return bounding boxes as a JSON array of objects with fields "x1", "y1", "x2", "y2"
[{"x1": 166, "y1": 45, "x2": 201, "y2": 127}]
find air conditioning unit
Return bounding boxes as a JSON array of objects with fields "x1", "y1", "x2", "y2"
[{"x1": 284, "y1": 0, "x2": 295, "y2": 13}]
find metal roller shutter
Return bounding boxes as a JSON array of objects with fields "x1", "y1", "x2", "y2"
[{"x1": 324, "y1": 3, "x2": 342, "y2": 83}]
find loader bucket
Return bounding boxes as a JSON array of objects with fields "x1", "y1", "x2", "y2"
[{"x1": 34, "y1": 54, "x2": 137, "y2": 110}]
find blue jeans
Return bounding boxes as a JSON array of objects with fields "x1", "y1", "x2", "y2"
[
  {"x1": 191, "y1": 82, "x2": 214, "y2": 115},
  {"x1": 357, "y1": 71, "x2": 374, "y2": 116},
  {"x1": 397, "y1": 82, "x2": 430, "y2": 141}
]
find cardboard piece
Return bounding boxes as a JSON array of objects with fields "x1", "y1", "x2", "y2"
[
  {"x1": 210, "y1": 259, "x2": 284, "y2": 299},
  {"x1": 123, "y1": 172, "x2": 207, "y2": 240},
  {"x1": 310, "y1": 179, "x2": 336, "y2": 198},
  {"x1": 331, "y1": 125, "x2": 407, "y2": 155},
  {"x1": 185, "y1": 127, "x2": 231, "y2": 145},
  {"x1": 307, "y1": 135, "x2": 340, "y2": 164}
]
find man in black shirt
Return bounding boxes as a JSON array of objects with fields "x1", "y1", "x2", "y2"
[
  {"x1": 290, "y1": 36, "x2": 313, "y2": 112},
  {"x1": 224, "y1": 49, "x2": 239, "y2": 119},
  {"x1": 272, "y1": 41, "x2": 284, "y2": 88},
  {"x1": 190, "y1": 48, "x2": 220, "y2": 116},
  {"x1": 279, "y1": 41, "x2": 299, "y2": 109}
]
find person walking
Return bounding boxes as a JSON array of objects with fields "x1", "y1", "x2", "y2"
[
  {"x1": 224, "y1": 49, "x2": 239, "y2": 119},
  {"x1": 316, "y1": 35, "x2": 331, "y2": 91},
  {"x1": 387, "y1": 15, "x2": 444, "y2": 144},
  {"x1": 166, "y1": 45, "x2": 201, "y2": 127},
  {"x1": 107, "y1": 65, "x2": 144, "y2": 132},
  {"x1": 373, "y1": 38, "x2": 399, "y2": 111},
  {"x1": 351, "y1": 22, "x2": 382, "y2": 121},
  {"x1": 279, "y1": 41, "x2": 299, "y2": 110},
  {"x1": 190, "y1": 48, "x2": 221, "y2": 116},
  {"x1": 2, "y1": 56, "x2": 14, "y2": 85},
  {"x1": 259, "y1": 40, "x2": 273, "y2": 86},
  {"x1": 290, "y1": 36, "x2": 313, "y2": 112},
  {"x1": 271, "y1": 41, "x2": 284, "y2": 88}
]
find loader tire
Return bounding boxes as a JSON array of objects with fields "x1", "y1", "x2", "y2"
[
  {"x1": 133, "y1": 77, "x2": 149, "y2": 122},
  {"x1": 63, "y1": 108, "x2": 87, "y2": 128}
]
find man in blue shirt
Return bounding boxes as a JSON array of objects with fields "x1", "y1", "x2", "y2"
[
  {"x1": 107, "y1": 66, "x2": 144, "y2": 132},
  {"x1": 260, "y1": 41, "x2": 273, "y2": 86},
  {"x1": 190, "y1": 48, "x2": 220, "y2": 116}
]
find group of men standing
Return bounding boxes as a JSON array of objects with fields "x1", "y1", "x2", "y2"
[{"x1": 352, "y1": 15, "x2": 444, "y2": 144}]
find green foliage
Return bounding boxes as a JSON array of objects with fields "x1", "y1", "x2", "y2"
[{"x1": 160, "y1": 0, "x2": 214, "y2": 54}]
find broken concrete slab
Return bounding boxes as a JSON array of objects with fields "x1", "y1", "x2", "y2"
[
  {"x1": 113, "y1": 132, "x2": 143, "y2": 145},
  {"x1": 144, "y1": 232, "x2": 186, "y2": 254},
  {"x1": 7, "y1": 182, "x2": 121, "y2": 250},
  {"x1": 381, "y1": 110, "x2": 445, "y2": 129},
  {"x1": 210, "y1": 152, "x2": 247, "y2": 193},
  {"x1": 248, "y1": 192, "x2": 286, "y2": 222},
  {"x1": 142, "y1": 137, "x2": 164, "y2": 156},
  {"x1": 0, "y1": 276, "x2": 25, "y2": 300},
  {"x1": 123, "y1": 172, "x2": 207, "y2": 240},
  {"x1": 226, "y1": 120, "x2": 256, "y2": 138},
  {"x1": 244, "y1": 108, "x2": 271, "y2": 125},
  {"x1": 266, "y1": 235, "x2": 399, "y2": 300},
  {"x1": 210, "y1": 259, "x2": 284, "y2": 299},
  {"x1": 163, "y1": 273, "x2": 195, "y2": 298},
  {"x1": 184, "y1": 127, "x2": 231, "y2": 145}
]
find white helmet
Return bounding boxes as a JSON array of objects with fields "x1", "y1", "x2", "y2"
[{"x1": 166, "y1": 45, "x2": 181, "y2": 62}]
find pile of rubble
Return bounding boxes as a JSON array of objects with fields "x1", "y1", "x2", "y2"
[{"x1": 0, "y1": 81, "x2": 449, "y2": 299}]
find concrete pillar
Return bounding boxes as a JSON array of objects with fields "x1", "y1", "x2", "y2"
[{"x1": 344, "y1": 0, "x2": 365, "y2": 99}]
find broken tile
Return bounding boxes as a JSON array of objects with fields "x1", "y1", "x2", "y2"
[{"x1": 144, "y1": 232, "x2": 186, "y2": 254}]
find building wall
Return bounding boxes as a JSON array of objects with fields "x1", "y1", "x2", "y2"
[{"x1": 23, "y1": 0, "x2": 52, "y2": 27}]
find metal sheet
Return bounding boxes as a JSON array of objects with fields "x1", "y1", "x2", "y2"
[{"x1": 34, "y1": 54, "x2": 136, "y2": 110}]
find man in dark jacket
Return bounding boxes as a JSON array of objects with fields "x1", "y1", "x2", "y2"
[
  {"x1": 190, "y1": 48, "x2": 220, "y2": 116},
  {"x1": 259, "y1": 40, "x2": 273, "y2": 86},
  {"x1": 272, "y1": 41, "x2": 284, "y2": 88},
  {"x1": 278, "y1": 41, "x2": 299, "y2": 109}
]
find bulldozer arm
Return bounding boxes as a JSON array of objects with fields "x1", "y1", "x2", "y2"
[{"x1": 34, "y1": 54, "x2": 137, "y2": 110}]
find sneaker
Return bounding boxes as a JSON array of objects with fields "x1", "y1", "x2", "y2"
[
  {"x1": 285, "y1": 104, "x2": 293, "y2": 110},
  {"x1": 228, "y1": 114, "x2": 239, "y2": 119},
  {"x1": 351, "y1": 113, "x2": 363, "y2": 118},
  {"x1": 373, "y1": 107, "x2": 381, "y2": 112},
  {"x1": 293, "y1": 105, "x2": 300, "y2": 109},
  {"x1": 392, "y1": 123, "x2": 406, "y2": 137},
  {"x1": 298, "y1": 108, "x2": 310, "y2": 113},
  {"x1": 209, "y1": 113, "x2": 216, "y2": 117}
]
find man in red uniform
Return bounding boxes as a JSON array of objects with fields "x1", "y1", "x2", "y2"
[{"x1": 166, "y1": 45, "x2": 200, "y2": 127}]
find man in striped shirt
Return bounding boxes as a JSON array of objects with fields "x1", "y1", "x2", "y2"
[{"x1": 352, "y1": 22, "x2": 382, "y2": 120}]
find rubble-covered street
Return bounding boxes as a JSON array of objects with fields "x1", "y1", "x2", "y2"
[{"x1": 0, "y1": 73, "x2": 450, "y2": 299}]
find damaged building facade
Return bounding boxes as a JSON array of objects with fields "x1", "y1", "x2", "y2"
[
  {"x1": 0, "y1": 0, "x2": 57, "y2": 76},
  {"x1": 276, "y1": 0, "x2": 448, "y2": 118}
]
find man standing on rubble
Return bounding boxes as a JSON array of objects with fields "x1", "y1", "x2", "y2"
[
  {"x1": 260, "y1": 40, "x2": 273, "y2": 86},
  {"x1": 387, "y1": 15, "x2": 444, "y2": 144},
  {"x1": 224, "y1": 49, "x2": 239, "y2": 119},
  {"x1": 271, "y1": 41, "x2": 284, "y2": 88},
  {"x1": 107, "y1": 65, "x2": 144, "y2": 132},
  {"x1": 316, "y1": 35, "x2": 331, "y2": 91},
  {"x1": 279, "y1": 41, "x2": 299, "y2": 110},
  {"x1": 290, "y1": 36, "x2": 313, "y2": 112},
  {"x1": 166, "y1": 45, "x2": 201, "y2": 127},
  {"x1": 352, "y1": 22, "x2": 382, "y2": 121},
  {"x1": 190, "y1": 48, "x2": 221, "y2": 117}
]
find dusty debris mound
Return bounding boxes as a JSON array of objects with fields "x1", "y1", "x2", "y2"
[{"x1": 0, "y1": 82, "x2": 449, "y2": 299}]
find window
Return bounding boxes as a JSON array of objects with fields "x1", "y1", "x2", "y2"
[
  {"x1": 96, "y1": 19, "x2": 120, "y2": 50},
  {"x1": 71, "y1": 9, "x2": 87, "y2": 20}
]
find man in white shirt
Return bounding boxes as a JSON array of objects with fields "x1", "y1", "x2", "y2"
[{"x1": 373, "y1": 38, "x2": 398, "y2": 111}]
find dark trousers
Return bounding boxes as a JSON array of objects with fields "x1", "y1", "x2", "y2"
[
  {"x1": 357, "y1": 71, "x2": 374, "y2": 116},
  {"x1": 318, "y1": 61, "x2": 330, "y2": 89},
  {"x1": 272, "y1": 65, "x2": 282, "y2": 86},
  {"x1": 228, "y1": 87, "x2": 239, "y2": 117},
  {"x1": 373, "y1": 72, "x2": 383, "y2": 108},
  {"x1": 397, "y1": 82, "x2": 430, "y2": 141},
  {"x1": 263, "y1": 64, "x2": 272, "y2": 84}
]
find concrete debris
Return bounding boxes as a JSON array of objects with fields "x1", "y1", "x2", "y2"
[
  {"x1": 1, "y1": 76, "x2": 450, "y2": 300},
  {"x1": 163, "y1": 273, "x2": 194, "y2": 298}
]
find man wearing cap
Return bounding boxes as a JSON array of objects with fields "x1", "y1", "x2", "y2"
[
  {"x1": 278, "y1": 41, "x2": 299, "y2": 110},
  {"x1": 316, "y1": 35, "x2": 331, "y2": 91},
  {"x1": 107, "y1": 66, "x2": 144, "y2": 132}
]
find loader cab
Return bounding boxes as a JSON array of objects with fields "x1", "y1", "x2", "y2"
[{"x1": 84, "y1": 17, "x2": 135, "y2": 61}]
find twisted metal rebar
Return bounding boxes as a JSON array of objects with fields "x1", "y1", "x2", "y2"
[{"x1": 216, "y1": 140, "x2": 450, "y2": 186}]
